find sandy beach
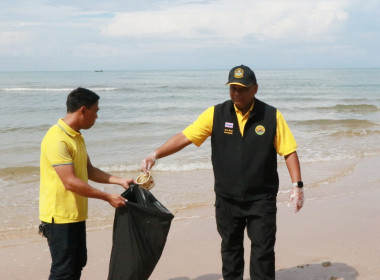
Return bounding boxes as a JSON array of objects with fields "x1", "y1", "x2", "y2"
[{"x1": 1, "y1": 156, "x2": 380, "y2": 280}]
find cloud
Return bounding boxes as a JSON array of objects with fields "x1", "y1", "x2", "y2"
[
  {"x1": 101, "y1": 0, "x2": 349, "y2": 43},
  {"x1": 0, "y1": 31, "x2": 32, "y2": 54},
  {"x1": 0, "y1": 1, "x2": 115, "y2": 55},
  {"x1": 0, "y1": 0, "x2": 379, "y2": 70}
]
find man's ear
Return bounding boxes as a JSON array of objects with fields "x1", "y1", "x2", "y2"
[
  {"x1": 79, "y1": 105, "x2": 86, "y2": 114},
  {"x1": 252, "y1": 84, "x2": 258, "y2": 94}
]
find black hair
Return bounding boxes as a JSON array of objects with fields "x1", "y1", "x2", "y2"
[{"x1": 66, "y1": 87, "x2": 100, "y2": 113}]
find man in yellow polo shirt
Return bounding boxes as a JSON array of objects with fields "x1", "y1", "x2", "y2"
[
  {"x1": 141, "y1": 65, "x2": 304, "y2": 280},
  {"x1": 39, "y1": 87, "x2": 134, "y2": 280}
]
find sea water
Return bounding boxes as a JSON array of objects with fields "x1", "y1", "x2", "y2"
[{"x1": 1, "y1": 68, "x2": 380, "y2": 239}]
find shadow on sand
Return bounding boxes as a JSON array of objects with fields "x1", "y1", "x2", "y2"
[{"x1": 168, "y1": 262, "x2": 358, "y2": 280}]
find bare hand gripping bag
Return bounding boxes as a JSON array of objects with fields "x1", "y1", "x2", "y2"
[{"x1": 108, "y1": 184, "x2": 174, "y2": 280}]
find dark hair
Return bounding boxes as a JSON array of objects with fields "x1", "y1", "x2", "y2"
[{"x1": 66, "y1": 87, "x2": 100, "y2": 113}]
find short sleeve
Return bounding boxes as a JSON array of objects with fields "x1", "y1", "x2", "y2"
[
  {"x1": 45, "y1": 140, "x2": 73, "y2": 166},
  {"x1": 275, "y1": 110, "x2": 297, "y2": 156},
  {"x1": 182, "y1": 106, "x2": 214, "y2": 146}
]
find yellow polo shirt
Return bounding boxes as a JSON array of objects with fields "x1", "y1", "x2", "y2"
[
  {"x1": 183, "y1": 103, "x2": 297, "y2": 156},
  {"x1": 39, "y1": 119, "x2": 88, "y2": 223}
]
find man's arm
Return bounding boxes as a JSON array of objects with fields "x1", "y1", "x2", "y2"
[
  {"x1": 87, "y1": 155, "x2": 134, "y2": 189},
  {"x1": 53, "y1": 164, "x2": 127, "y2": 208},
  {"x1": 156, "y1": 132, "x2": 192, "y2": 158},
  {"x1": 141, "y1": 106, "x2": 214, "y2": 172},
  {"x1": 284, "y1": 151, "x2": 302, "y2": 183},
  {"x1": 141, "y1": 132, "x2": 192, "y2": 172}
]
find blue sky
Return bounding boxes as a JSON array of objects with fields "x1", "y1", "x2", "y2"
[{"x1": 1, "y1": 0, "x2": 379, "y2": 71}]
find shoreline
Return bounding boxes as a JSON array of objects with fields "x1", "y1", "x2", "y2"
[
  {"x1": 1, "y1": 187, "x2": 380, "y2": 279},
  {"x1": 1, "y1": 156, "x2": 380, "y2": 279}
]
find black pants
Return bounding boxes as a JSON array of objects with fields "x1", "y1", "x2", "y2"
[
  {"x1": 215, "y1": 194, "x2": 277, "y2": 280},
  {"x1": 41, "y1": 221, "x2": 87, "y2": 280}
]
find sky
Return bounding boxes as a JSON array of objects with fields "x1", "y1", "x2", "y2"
[{"x1": 0, "y1": 0, "x2": 379, "y2": 71}]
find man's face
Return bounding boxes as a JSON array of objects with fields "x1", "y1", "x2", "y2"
[
  {"x1": 229, "y1": 84, "x2": 258, "y2": 113},
  {"x1": 82, "y1": 101, "x2": 99, "y2": 129}
]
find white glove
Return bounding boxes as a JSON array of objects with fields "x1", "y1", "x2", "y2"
[
  {"x1": 288, "y1": 186, "x2": 304, "y2": 213},
  {"x1": 140, "y1": 152, "x2": 157, "y2": 173}
]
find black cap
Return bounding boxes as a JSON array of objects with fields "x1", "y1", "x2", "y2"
[{"x1": 226, "y1": 65, "x2": 257, "y2": 87}]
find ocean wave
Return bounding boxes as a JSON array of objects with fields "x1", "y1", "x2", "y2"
[
  {"x1": 316, "y1": 104, "x2": 379, "y2": 113},
  {"x1": 99, "y1": 162, "x2": 213, "y2": 173},
  {"x1": 0, "y1": 87, "x2": 118, "y2": 92},
  {"x1": 0, "y1": 124, "x2": 51, "y2": 134},
  {"x1": 330, "y1": 129, "x2": 380, "y2": 137},
  {"x1": 299, "y1": 153, "x2": 359, "y2": 163},
  {"x1": 0, "y1": 166, "x2": 39, "y2": 179},
  {"x1": 341, "y1": 98, "x2": 380, "y2": 102},
  {"x1": 293, "y1": 119, "x2": 378, "y2": 128},
  {"x1": 0, "y1": 179, "x2": 9, "y2": 188},
  {"x1": 2, "y1": 154, "x2": 379, "y2": 188}
]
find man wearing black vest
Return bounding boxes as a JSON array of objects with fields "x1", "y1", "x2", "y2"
[{"x1": 141, "y1": 65, "x2": 304, "y2": 280}]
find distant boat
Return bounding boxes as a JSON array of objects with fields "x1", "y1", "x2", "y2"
[{"x1": 95, "y1": 70, "x2": 103, "y2": 72}]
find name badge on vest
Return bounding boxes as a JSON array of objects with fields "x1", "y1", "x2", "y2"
[{"x1": 224, "y1": 122, "x2": 234, "y2": 135}]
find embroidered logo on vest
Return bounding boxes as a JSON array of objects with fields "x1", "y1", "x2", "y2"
[{"x1": 255, "y1": 125, "x2": 265, "y2": 135}]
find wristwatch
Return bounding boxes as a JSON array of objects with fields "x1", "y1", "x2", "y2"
[{"x1": 292, "y1": 181, "x2": 304, "y2": 188}]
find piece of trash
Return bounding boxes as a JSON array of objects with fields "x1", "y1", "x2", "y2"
[
  {"x1": 136, "y1": 171, "x2": 155, "y2": 190},
  {"x1": 322, "y1": 261, "x2": 332, "y2": 267}
]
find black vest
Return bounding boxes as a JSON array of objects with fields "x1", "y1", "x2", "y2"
[{"x1": 211, "y1": 99, "x2": 279, "y2": 201}]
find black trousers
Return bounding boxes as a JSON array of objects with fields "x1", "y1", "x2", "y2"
[
  {"x1": 41, "y1": 221, "x2": 87, "y2": 280},
  {"x1": 215, "y1": 194, "x2": 277, "y2": 280}
]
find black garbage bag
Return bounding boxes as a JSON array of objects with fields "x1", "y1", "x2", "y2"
[{"x1": 108, "y1": 184, "x2": 174, "y2": 280}]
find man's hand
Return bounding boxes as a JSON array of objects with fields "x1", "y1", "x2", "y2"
[
  {"x1": 141, "y1": 152, "x2": 157, "y2": 173},
  {"x1": 119, "y1": 178, "x2": 135, "y2": 189},
  {"x1": 288, "y1": 186, "x2": 304, "y2": 213},
  {"x1": 140, "y1": 133, "x2": 192, "y2": 173},
  {"x1": 107, "y1": 193, "x2": 127, "y2": 208}
]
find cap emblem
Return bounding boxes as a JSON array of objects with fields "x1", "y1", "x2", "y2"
[
  {"x1": 255, "y1": 125, "x2": 265, "y2": 135},
  {"x1": 234, "y1": 68, "x2": 244, "y2": 79}
]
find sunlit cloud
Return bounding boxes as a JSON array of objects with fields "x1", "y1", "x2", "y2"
[
  {"x1": 101, "y1": 0, "x2": 349, "y2": 42},
  {"x1": 0, "y1": 0, "x2": 378, "y2": 70}
]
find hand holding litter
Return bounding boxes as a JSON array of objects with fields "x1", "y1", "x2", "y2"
[{"x1": 141, "y1": 152, "x2": 157, "y2": 173}]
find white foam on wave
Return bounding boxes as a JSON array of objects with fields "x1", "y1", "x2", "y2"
[
  {"x1": 298, "y1": 152, "x2": 361, "y2": 163},
  {"x1": 173, "y1": 215, "x2": 201, "y2": 221},
  {"x1": 96, "y1": 151, "x2": 379, "y2": 173},
  {"x1": 3, "y1": 87, "x2": 73, "y2": 92},
  {"x1": 2, "y1": 87, "x2": 118, "y2": 92},
  {"x1": 98, "y1": 162, "x2": 213, "y2": 173},
  {"x1": 0, "y1": 179, "x2": 9, "y2": 188},
  {"x1": 153, "y1": 162, "x2": 213, "y2": 171}
]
